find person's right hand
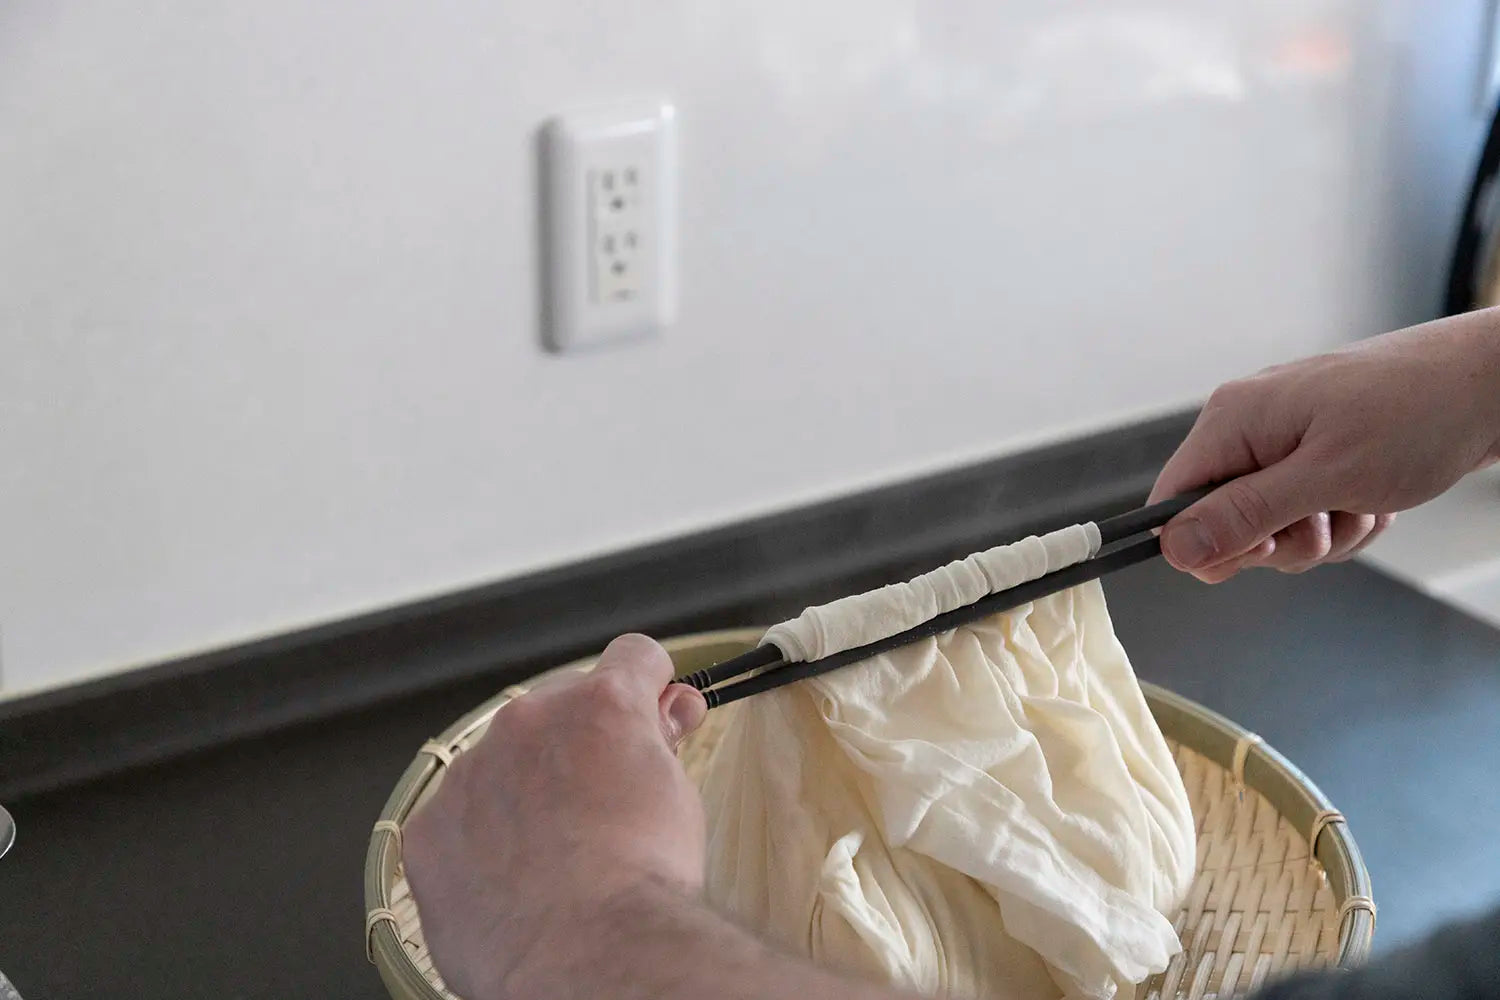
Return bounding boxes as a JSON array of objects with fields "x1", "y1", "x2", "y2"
[
  {"x1": 402, "y1": 634, "x2": 708, "y2": 1000},
  {"x1": 1148, "y1": 309, "x2": 1500, "y2": 583}
]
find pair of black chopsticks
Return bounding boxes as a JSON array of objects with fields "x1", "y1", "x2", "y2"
[{"x1": 680, "y1": 488, "x2": 1210, "y2": 709}]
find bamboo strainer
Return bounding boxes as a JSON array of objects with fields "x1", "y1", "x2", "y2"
[{"x1": 364, "y1": 629, "x2": 1375, "y2": 1000}]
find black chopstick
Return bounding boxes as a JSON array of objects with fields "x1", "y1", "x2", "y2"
[
  {"x1": 679, "y1": 487, "x2": 1212, "y2": 707},
  {"x1": 1095, "y1": 487, "x2": 1209, "y2": 547},
  {"x1": 699, "y1": 535, "x2": 1164, "y2": 708}
]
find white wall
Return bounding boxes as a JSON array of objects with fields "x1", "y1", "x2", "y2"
[{"x1": 0, "y1": 0, "x2": 1490, "y2": 696}]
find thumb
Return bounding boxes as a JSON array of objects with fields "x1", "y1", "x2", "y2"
[
  {"x1": 1161, "y1": 456, "x2": 1325, "y2": 570},
  {"x1": 594, "y1": 633, "x2": 675, "y2": 710},
  {"x1": 658, "y1": 683, "x2": 708, "y2": 749}
]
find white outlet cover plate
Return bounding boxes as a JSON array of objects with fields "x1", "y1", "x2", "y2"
[{"x1": 542, "y1": 100, "x2": 677, "y2": 353}]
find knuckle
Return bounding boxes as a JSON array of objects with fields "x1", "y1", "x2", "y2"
[
  {"x1": 1220, "y1": 479, "x2": 1276, "y2": 539},
  {"x1": 586, "y1": 669, "x2": 637, "y2": 712},
  {"x1": 1203, "y1": 382, "x2": 1243, "y2": 415}
]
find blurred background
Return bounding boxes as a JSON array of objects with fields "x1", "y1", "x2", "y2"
[
  {"x1": 4, "y1": 0, "x2": 1500, "y2": 699},
  {"x1": 4, "y1": 2, "x2": 1500, "y2": 998}
]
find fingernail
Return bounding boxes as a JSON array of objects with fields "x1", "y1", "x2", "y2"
[
  {"x1": 665, "y1": 685, "x2": 707, "y2": 744},
  {"x1": 1164, "y1": 518, "x2": 1216, "y2": 569}
]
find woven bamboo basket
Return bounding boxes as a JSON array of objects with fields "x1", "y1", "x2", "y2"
[{"x1": 365, "y1": 629, "x2": 1375, "y2": 1000}]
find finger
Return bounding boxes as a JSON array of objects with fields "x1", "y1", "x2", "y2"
[
  {"x1": 1192, "y1": 548, "x2": 1264, "y2": 584},
  {"x1": 1323, "y1": 511, "x2": 1378, "y2": 562},
  {"x1": 658, "y1": 684, "x2": 708, "y2": 749},
  {"x1": 1148, "y1": 402, "x2": 1261, "y2": 506},
  {"x1": 1160, "y1": 456, "x2": 1326, "y2": 571},
  {"x1": 1188, "y1": 536, "x2": 1277, "y2": 580},
  {"x1": 592, "y1": 633, "x2": 675, "y2": 708},
  {"x1": 1329, "y1": 512, "x2": 1396, "y2": 562},
  {"x1": 1147, "y1": 377, "x2": 1307, "y2": 506},
  {"x1": 1255, "y1": 513, "x2": 1333, "y2": 572},
  {"x1": 1229, "y1": 536, "x2": 1278, "y2": 568}
]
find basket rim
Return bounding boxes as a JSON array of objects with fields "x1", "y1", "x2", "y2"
[
  {"x1": 364, "y1": 627, "x2": 1374, "y2": 997},
  {"x1": 1139, "y1": 681, "x2": 1375, "y2": 967}
]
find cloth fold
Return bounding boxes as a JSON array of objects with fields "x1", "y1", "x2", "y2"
[{"x1": 697, "y1": 525, "x2": 1194, "y2": 1000}]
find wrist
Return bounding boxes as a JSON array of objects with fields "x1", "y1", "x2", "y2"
[
  {"x1": 1434, "y1": 308, "x2": 1500, "y2": 461},
  {"x1": 1468, "y1": 305, "x2": 1500, "y2": 368},
  {"x1": 491, "y1": 872, "x2": 922, "y2": 1000},
  {"x1": 496, "y1": 874, "x2": 689, "y2": 1000},
  {"x1": 1462, "y1": 308, "x2": 1500, "y2": 455}
]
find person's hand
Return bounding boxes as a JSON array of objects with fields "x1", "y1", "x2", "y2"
[
  {"x1": 402, "y1": 634, "x2": 708, "y2": 1000},
  {"x1": 1149, "y1": 309, "x2": 1500, "y2": 583}
]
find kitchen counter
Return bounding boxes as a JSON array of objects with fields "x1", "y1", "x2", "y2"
[{"x1": 2, "y1": 559, "x2": 1499, "y2": 999}]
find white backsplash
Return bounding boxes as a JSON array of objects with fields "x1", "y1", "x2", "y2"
[{"x1": 0, "y1": 0, "x2": 1491, "y2": 694}]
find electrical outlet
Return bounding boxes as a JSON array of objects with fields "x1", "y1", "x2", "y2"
[
  {"x1": 543, "y1": 102, "x2": 677, "y2": 352},
  {"x1": 591, "y1": 165, "x2": 644, "y2": 303}
]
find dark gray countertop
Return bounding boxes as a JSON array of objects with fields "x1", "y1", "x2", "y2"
[{"x1": 1, "y1": 559, "x2": 1497, "y2": 999}]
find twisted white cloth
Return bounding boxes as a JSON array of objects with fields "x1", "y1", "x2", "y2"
[
  {"x1": 697, "y1": 527, "x2": 1195, "y2": 1000},
  {"x1": 760, "y1": 523, "x2": 1101, "y2": 663}
]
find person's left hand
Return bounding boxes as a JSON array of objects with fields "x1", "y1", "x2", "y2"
[{"x1": 402, "y1": 634, "x2": 708, "y2": 1000}]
